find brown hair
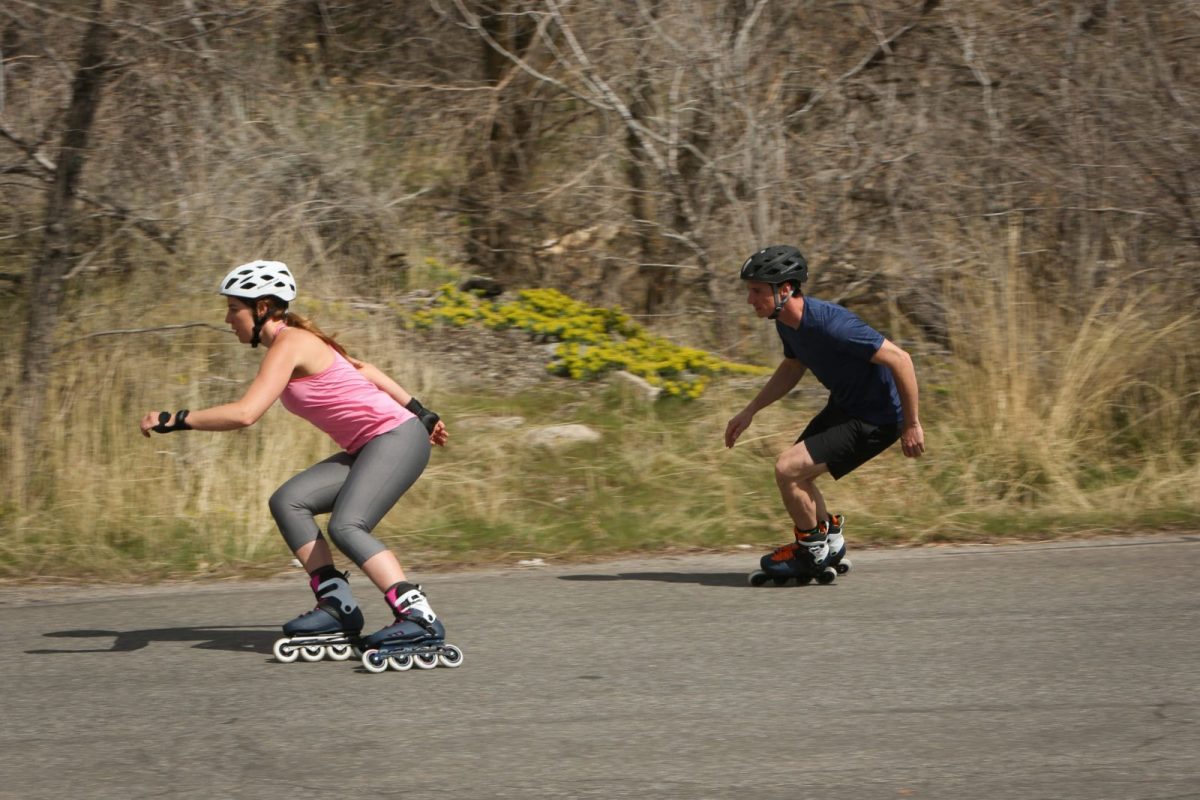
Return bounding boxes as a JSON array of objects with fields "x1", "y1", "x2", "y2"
[{"x1": 253, "y1": 297, "x2": 350, "y2": 358}]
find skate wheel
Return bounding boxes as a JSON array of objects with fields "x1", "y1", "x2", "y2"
[
  {"x1": 361, "y1": 648, "x2": 389, "y2": 674},
  {"x1": 388, "y1": 654, "x2": 414, "y2": 671},
  {"x1": 817, "y1": 566, "x2": 837, "y2": 585},
  {"x1": 327, "y1": 644, "x2": 353, "y2": 661},
  {"x1": 273, "y1": 638, "x2": 300, "y2": 663},
  {"x1": 300, "y1": 645, "x2": 326, "y2": 662},
  {"x1": 438, "y1": 645, "x2": 465, "y2": 668},
  {"x1": 414, "y1": 652, "x2": 439, "y2": 670},
  {"x1": 748, "y1": 570, "x2": 769, "y2": 587},
  {"x1": 771, "y1": 576, "x2": 789, "y2": 586},
  {"x1": 836, "y1": 559, "x2": 852, "y2": 575},
  {"x1": 796, "y1": 574, "x2": 813, "y2": 585}
]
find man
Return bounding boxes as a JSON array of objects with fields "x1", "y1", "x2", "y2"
[{"x1": 724, "y1": 246, "x2": 925, "y2": 584}]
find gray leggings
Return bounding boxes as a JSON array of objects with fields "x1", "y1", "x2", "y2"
[{"x1": 268, "y1": 418, "x2": 431, "y2": 567}]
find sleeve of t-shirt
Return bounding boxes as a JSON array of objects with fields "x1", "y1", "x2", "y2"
[{"x1": 830, "y1": 312, "x2": 885, "y2": 360}]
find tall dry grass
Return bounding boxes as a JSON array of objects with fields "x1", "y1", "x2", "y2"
[
  {"x1": 0, "y1": 281, "x2": 442, "y2": 579},
  {"x1": 1, "y1": 243, "x2": 1198, "y2": 582},
  {"x1": 928, "y1": 231, "x2": 1200, "y2": 524}
]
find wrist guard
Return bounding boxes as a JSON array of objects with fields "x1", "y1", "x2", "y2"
[
  {"x1": 152, "y1": 409, "x2": 192, "y2": 433},
  {"x1": 405, "y1": 398, "x2": 440, "y2": 434}
]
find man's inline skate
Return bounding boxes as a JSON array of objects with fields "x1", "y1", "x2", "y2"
[
  {"x1": 748, "y1": 515, "x2": 852, "y2": 586},
  {"x1": 359, "y1": 582, "x2": 463, "y2": 673},
  {"x1": 273, "y1": 568, "x2": 365, "y2": 663}
]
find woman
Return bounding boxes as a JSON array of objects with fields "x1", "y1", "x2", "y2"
[{"x1": 140, "y1": 260, "x2": 454, "y2": 669}]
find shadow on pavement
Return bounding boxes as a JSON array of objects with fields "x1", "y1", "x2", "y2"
[
  {"x1": 559, "y1": 572, "x2": 750, "y2": 588},
  {"x1": 26, "y1": 626, "x2": 277, "y2": 655}
]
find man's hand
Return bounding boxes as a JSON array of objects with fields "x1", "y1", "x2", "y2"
[
  {"x1": 901, "y1": 421, "x2": 925, "y2": 458},
  {"x1": 724, "y1": 409, "x2": 755, "y2": 448}
]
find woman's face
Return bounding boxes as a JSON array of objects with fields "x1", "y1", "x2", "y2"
[{"x1": 225, "y1": 297, "x2": 255, "y2": 344}]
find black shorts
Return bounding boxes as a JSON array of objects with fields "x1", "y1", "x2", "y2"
[{"x1": 797, "y1": 403, "x2": 901, "y2": 480}]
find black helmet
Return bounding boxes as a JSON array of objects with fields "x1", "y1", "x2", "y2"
[{"x1": 739, "y1": 245, "x2": 808, "y2": 286}]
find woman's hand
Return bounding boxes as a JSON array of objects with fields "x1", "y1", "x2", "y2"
[
  {"x1": 139, "y1": 410, "x2": 193, "y2": 437},
  {"x1": 139, "y1": 411, "x2": 161, "y2": 438},
  {"x1": 430, "y1": 419, "x2": 449, "y2": 447}
]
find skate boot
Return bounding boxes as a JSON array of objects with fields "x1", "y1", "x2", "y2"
[
  {"x1": 273, "y1": 567, "x2": 365, "y2": 663},
  {"x1": 748, "y1": 525, "x2": 838, "y2": 587},
  {"x1": 823, "y1": 514, "x2": 852, "y2": 575},
  {"x1": 359, "y1": 582, "x2": 464, "y2": 673}
]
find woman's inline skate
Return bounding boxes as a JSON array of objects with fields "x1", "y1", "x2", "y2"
[
  {"x1": 359, "y1": 582, "x2": 464, "y2": 673},
  {"x1": 273, "y1": 568, "x2": 365, "y2": 663},
  {"x1": 748, "y1": 515, "x2": 852, "y2": 586}
]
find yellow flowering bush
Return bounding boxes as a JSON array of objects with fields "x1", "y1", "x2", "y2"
[{"x1": 411, "y1": 285, "x2": 769, "y2": 398}]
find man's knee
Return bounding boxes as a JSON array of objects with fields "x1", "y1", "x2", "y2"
[{"x1": 775, "y1": 446, "x2": 821, "y2": 484}]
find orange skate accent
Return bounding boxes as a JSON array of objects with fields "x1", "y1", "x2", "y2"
[
  {"x1": 768, "y1": 541, "x2": 801, "y2": 562},
  {"x1": 793, "y1": 525, "x2": 825, "y2": 543}
]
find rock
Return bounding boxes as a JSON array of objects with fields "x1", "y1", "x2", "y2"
[
  {"x1": 456, "y1": 415, "x2": 527, "y2": 431},
  {"x1": 410, "y1": 326, "x2": 553, "y2": 395},
  {"x1": 612, "y1": 370, "x2": 662, "y2": 402},
  {"x1": 525, "y1": 423, "x2": 602, "y2": 449}
]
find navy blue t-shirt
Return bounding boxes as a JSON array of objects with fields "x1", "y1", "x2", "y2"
[{"x1": 775, "y1": 297, "x2": 903, "y2": 426}]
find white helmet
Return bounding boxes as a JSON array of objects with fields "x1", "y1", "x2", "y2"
[{"x1": 219, "y1": 260, "x2": 297, "y2": 303}]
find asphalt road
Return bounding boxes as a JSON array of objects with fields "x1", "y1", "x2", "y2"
[{"x1": 1, "y1": 535, "x2": 1197, "y2": 800}]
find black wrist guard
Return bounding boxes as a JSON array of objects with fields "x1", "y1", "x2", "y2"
[
  {"x1": 405, "y1": 397, "x2": 440, "y2": 434},
  {"x1": 152, "y1": 409, "x2": 192, "y2": 433}
]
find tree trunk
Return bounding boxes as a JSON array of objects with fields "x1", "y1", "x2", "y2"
[
  {"x1": 624, "y1": 2, "x2": 660, "y2": 312},
  {"x1": 461, "y1": 1, "x2": 537, "y2": 283},
  {"x1": 17, "y1": 0, "x2": 115, "y2": 490}
]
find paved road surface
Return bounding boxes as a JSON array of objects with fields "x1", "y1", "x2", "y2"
[{"x1": 1, "y1": 536, "x2": 1198, "y2": 799}]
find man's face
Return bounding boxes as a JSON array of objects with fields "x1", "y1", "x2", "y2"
[{"x1": 746, "y1": 280, "x2": 787, "y2": 318}]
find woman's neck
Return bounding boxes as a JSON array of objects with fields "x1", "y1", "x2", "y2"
[{"x1": 261, "y1": 317, "x2": 287, "y2": 347}]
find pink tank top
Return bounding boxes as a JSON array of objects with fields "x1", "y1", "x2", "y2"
[{"x1": 279, "y1": 347, "x2": 415, "y2": 454}]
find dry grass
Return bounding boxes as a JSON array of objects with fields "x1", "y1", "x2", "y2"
[{"x1": 1, "y1": 250, "x2": 1197, "y2": 582}]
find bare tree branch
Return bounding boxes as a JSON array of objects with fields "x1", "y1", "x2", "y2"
[
  {"x1": 788, "y1": 0, "x2": 941, "y2": 122},
  {"x1": 1, "y1": 122, "x2": 177, "y2": 252},
  {"x1": 55, "y1": 322, "x2": 231, "y2": 351}
]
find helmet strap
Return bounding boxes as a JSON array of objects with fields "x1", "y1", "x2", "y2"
[
  {"x1": 769, "y1": 284, "x2": 794, "y2": 320},
  {"x1": 250, "y1": 316, "x2": 265, "y2": 348},
  {"x1": 245, "y1": 298, "x2": 273, "y2": 348}
]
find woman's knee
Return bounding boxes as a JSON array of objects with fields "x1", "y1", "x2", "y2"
[
  {"x1": 268, "y1": 486, "x2": 303, "y2": 523},
  {"x1": 267, "y1": 488, "x2": 290, "y2": 522},
  {"x1": 326, "y1": 519, "x2": 386, "y2": 567}
]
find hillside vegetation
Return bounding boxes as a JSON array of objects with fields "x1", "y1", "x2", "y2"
[{"x1": 1, "y1": 2, "x2": 1197, "y2": 580}]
